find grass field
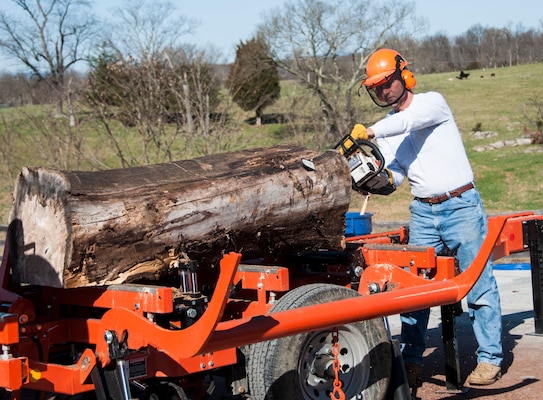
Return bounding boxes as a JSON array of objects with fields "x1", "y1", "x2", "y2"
[{"x1": 0, "y1": 63, "x2": 542, "y2": 225}]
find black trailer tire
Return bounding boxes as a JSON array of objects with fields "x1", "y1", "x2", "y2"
[{"x1": 247, "y1": 283, "x2": 392, "y2": 400}]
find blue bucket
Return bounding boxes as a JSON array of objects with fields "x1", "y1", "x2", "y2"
[
  {"x1": 493, "y1": 263, "x2": 530, "y2": 271},
  {"x1": 345, "y1": 212, "x2": 373, "y2": 237}
]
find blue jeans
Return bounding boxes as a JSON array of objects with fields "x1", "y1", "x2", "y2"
[{"x1": 401, "y1": 187, "x2": 503, "y2": 367}]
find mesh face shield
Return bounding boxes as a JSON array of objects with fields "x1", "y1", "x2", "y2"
[{"x1": 364, "y1": 71, "x2": 406, "y2": 107}]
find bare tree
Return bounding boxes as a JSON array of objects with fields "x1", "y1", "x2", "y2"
[
  {"x1": 0, "y1": 0, "x2": 98, "y2": 114},
  {"x1": 103, "y1": 0, "x2": 197, "y2": 63},
  {"x1": 257, "y1": 0, "x2": 424, "y2": 141},
  {"x1": 85, "y1": 1, "x2": 230, "y2": 166},
  {"x1": 414, "y1": 33, "x2": 453, "y2": 73},
  {"x1": 479, "y1": 28, "x2": 509, "y2": 68},
  {"x1": 453, "y1": 24, "x2": 485, "y2": 69},
  {"x1": 86, "y1": 54, "x2": 181, "y2": 167}
]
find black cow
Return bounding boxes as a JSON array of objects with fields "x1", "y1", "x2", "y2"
[{"x1": 457, "y1": 70, "x2": 470, "y2": 79}]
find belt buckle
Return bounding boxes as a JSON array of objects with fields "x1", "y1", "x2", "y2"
[{"x1": 428, "y1": 194, "x2": 446, "y2": 205}]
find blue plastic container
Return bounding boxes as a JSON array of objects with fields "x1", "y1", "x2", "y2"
[
  {"x1": 493, "y1": 263, "x2": 530, "y2": 271},
  {"x1": 345, "y1": 212, "x2": 373, "y2": 237}
]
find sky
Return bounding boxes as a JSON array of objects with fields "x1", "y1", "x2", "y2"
[
  {"x1": 1, "y1": 0, "x2": 542, "y2": 71},
  {"x1": 99, "y1": 0, "x2": 541, "y2": 63}
]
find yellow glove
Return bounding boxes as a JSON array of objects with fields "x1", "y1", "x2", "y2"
[
  {"x1": 350, "y1": 124, "x2": 368, "y2": 141},
  {"x1": 339, "y1": 124, "x2": 369, "y2": 154},
  {"x1": 383, "y1": 168, "x2": 394, "y2": 185}
]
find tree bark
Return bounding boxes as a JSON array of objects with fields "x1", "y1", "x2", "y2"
[{"x1": 9, "y1": 145, "x2": 351, "y2": 288}]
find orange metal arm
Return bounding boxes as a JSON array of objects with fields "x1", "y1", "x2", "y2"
[
  {"x1": 202, "y1": 215, "x2": 509, "y2": 353},
  {"x1": 204, "y1": 214, "x2": 543, "y2": 353},
  {"x1": 94, "y1": 252, "x2": 242, "y2": 366}
]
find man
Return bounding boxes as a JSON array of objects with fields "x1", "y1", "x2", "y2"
[{"x1": 351, "y1": 48, "x2": 503, "y2": 388}]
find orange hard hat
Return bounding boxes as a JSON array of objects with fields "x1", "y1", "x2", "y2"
[{"x1": 362, "y1": 48, "x2": 409, "y2": 89}]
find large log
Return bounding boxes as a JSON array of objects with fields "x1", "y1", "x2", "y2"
[{"x1": 9, "y1": 145, "x2": 352, "y2": 288}]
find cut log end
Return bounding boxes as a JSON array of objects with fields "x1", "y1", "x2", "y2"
[{"x1": 10, "y1": 167, "x2": 72, "y2": 287}]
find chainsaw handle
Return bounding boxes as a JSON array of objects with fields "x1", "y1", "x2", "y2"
[
  {"x1": 334, "y1": 133, "x2": 385, "y2": 175},
  {"x1": 355, "y1": 139, "x2": 385, "y2": 175}
]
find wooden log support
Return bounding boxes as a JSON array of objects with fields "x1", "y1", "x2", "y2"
[{"x1": 9, "y1": 145, "x2": 351, "y2": 288}]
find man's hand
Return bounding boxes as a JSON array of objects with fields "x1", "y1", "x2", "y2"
[
  {"x1": 350, "y1": 124, "x2": 368, "y2": 141},
  {"x1": 338, "y1": 124, "x2": 369, "y2": 154},
  {"x1": 355, "y1": 168, "x2": 396, "y2": 196},
  {"x1": 383, "y1": 168, "x2": 394, "y2": 185}
]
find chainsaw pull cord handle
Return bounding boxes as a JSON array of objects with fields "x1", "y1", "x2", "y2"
[{"x1": 330, "y1": 327, "x2": 346, "y2": 400}]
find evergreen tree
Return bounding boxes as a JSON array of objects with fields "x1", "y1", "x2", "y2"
[
  {"x1": 227, "y1": 36, "x2": 280, "y2": 126},
  {"x1": 86, "y1": 49, "x2": 125, "y2": 108}
]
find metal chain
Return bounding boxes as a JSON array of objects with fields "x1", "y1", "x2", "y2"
[{"x1": 330, "y1": 327, "x2": 345, "y2": 400}]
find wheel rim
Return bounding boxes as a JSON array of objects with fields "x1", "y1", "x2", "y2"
[{"x1": 297, "y1": 326, "x2": 371, "y2": 399}]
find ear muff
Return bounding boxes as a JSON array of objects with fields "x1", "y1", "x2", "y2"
[{"x1": 401, "y1": 68, "x2": 416, "y2": 90}]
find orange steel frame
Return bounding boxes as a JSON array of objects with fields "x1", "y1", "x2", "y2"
[{"x1": 0, "y1": 212, "x2": 541, "y2": 398}]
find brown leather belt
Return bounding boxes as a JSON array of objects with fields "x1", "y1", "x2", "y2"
[{"x1": 416, "y1": 182, "x2": 474, "y2": 205}]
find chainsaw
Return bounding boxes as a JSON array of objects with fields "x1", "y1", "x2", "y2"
[{"x1": 334, "y1": 133, "x2": 396, "y2": 195}]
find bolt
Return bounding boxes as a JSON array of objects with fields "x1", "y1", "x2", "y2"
[
  {"x1": 104, "y1": 330, "x2": 114, "y2": 344},
  {"x1": 186, "y1": 308, "x2": 198, "y2": 318},
  {"x1": 81, "y1": 357, "x2": 90, "y2": 371},
  {"x1": 368, "y1": 282, "x2": 380, "y2": 294},
  {"x1": 269, "y1": 292, "x2": 277, "y2": 304},
  {"x1": 1, "y1": 345, "x2": 12, "y2": 360}
]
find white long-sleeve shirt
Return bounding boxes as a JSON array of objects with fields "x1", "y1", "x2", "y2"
[{"x1": 370, "y1": 91, "x2": 474, "y2": 198}]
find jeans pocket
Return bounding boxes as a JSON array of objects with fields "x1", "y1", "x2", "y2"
[{"x1": 450, "y1": 189, "x2": 479, "y2": 208}]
